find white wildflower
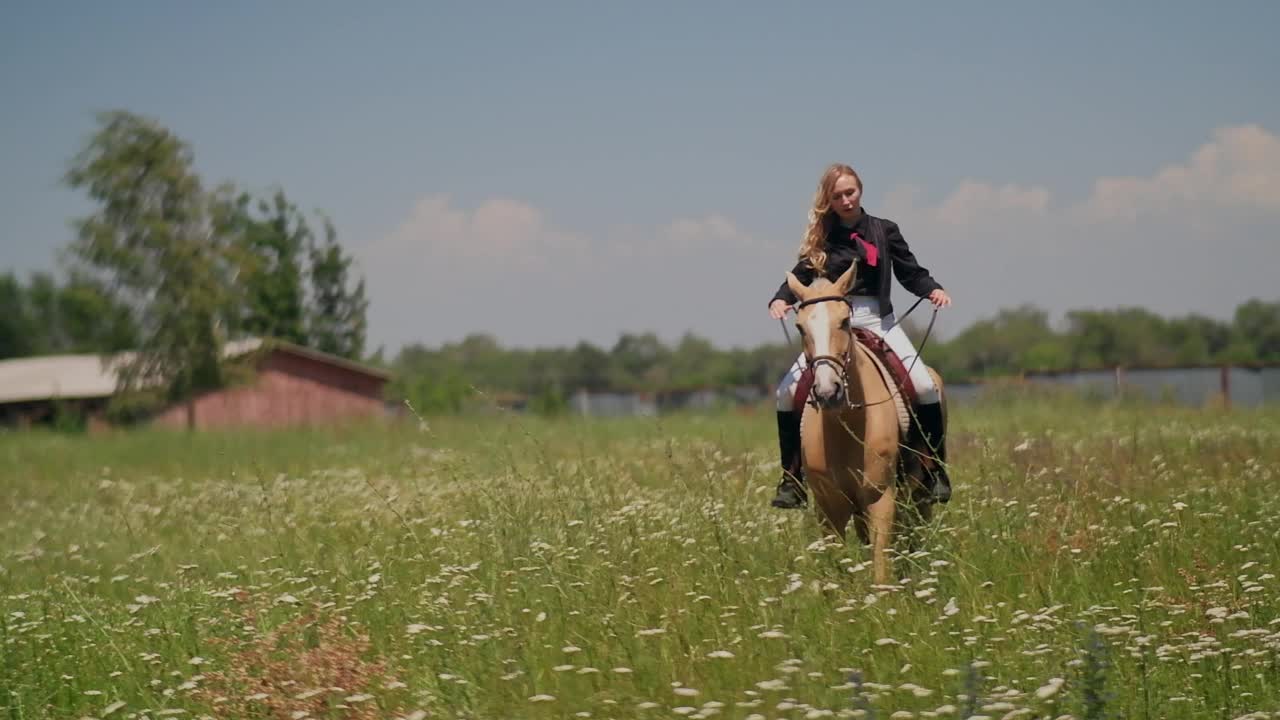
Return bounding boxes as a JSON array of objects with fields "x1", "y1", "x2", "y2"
[
  {"x1": 674, "y1": 687, "x2": 700, "y2": 697},
  {"x1": 1035, "y1": 677, "x2": 1065, "y2": 699},
  {"x1": 755, "y1": 679, "x2": 789, "y2": 691}
]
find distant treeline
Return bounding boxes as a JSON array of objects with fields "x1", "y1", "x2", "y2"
[
  {"x1": 926, "y1": 301, "x2": 1280, "y2": 379},
  {"x1": 387, "y1": 299, "x2": 1280, "y2": 414}
]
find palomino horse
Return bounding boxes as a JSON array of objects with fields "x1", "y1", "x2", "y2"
[{"x1": 785, "y1": 264, "x2": 942, "y2": 584}]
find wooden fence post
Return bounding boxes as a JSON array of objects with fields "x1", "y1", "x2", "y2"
[{"x1": 1220, "y1": 365, "x2": 1231, "y2": 409}]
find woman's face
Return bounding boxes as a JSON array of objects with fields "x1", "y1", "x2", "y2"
[{"x1": 828, "y1": 174, "x2": 862, "y2": 223}]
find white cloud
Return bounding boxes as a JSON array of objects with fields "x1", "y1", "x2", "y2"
[
  {"x1": 878, "y1": 124, "x2": 1280, "y2": 337},
  {"x1": 887, "y1": 124, "x2": 1280, "y2": 228},
  {"x1": 607, "y1": 213, "x2": 763, "y2": 261},
  {"x1": 358, "y1": 196, "x2": 780, "y2": 349},
  {"x1": 372, "y1": 194, "x2": 586, "y2": 270},
  {"x1": 1083, "y1": 124, "x2": 1280, "y2": 222},
  {"x1": 885, "y1": 181, "x2": 1050, "y2": 227},
  {"x1": 661, "y1": 214, "x2": 758, "y2": 249}
]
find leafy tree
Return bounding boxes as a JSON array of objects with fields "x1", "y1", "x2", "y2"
[
  {"x1": 64, "y1": 110, "x2": 238, "y2": 418},
  {"x1": 223, "y1": 188, "x2": 309, "y2": 345},
  {"x1": 609, "y1": 332, "x2": 670, "y2": 390},
  {"x1": 307, "y1": 217, "x2": 368, "y2": 360},
  {"x1": 1233, "y1": 299, "x2": 1280, "y2": 363},
  {"x1": 0, "y1": 273, "x2": 38, "y2": 359},
  {"x1": 52, "y1": 272, "x2": 139, "y2": 354},
  {"x1": 0, "y1": 271, "x2": 138, "y2": 359},
  {"x1": 927, "y1": 305, "x2": 1065, "y2": 380},
  {"x1": 1065, "y1": 308, "x2": 1172, "y2": 368},
  {"x1": 1164, "y1": 314, "x2": 1232, "y2": 365}
]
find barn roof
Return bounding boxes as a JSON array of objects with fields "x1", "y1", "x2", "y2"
[{"x1": 0, "y1": 338, "x2": 389, "y2": 405}]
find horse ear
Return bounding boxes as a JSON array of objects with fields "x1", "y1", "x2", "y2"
[
  {"x1": 834, "y1": 261, "x2": 858, "y2": 295},
  {"x1": 786, "y1": 271, "x2": 807, "y2": 300}
]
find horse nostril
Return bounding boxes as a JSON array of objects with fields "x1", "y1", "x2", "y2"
[{"x1": 814, "y1": 385, "x2": 844, "y2": 407}]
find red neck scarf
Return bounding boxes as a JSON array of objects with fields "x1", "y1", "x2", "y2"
[{"x1": 851, "y1": 232, "x2": 878, "y2": 267}]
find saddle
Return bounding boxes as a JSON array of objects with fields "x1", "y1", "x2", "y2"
[
  {"x1": 792, "y1": 329, "x2": 920, "y2": 433},
  {"x1": 851, "y1": 328, "x2": 920, "y2": 407}
]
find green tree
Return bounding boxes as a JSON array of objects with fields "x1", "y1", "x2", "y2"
[
  {"x1": 667, "y1": 333, "x2": 736, "y2": 389},
  {"x1": 1065, "y1": 308, "x2": 1171, "y2": 368},
  {"x1": 224, "y1": 188, "x2": 309, "y2": 345},
  {"x1": 307, "y1": 217, "x2": 368, "y2": 360},
  {"x1": 564, "y1": 341, "x2": 612, "y2": 392},
  {"x1": 1233, "y1": 299, "x2": 1280, "y2": 363},
  {"x1": 23, "y1": 273, "x2": 60, "y2": 353},
  {"x1": 609, "y1": 332, "x2": 671, "y2": 390},
  {"x1": 51, "y1": 272, "x2": 139, "y2": 354},
  {"x1": 64, "y1": 110, "x2": 237, "y2": 420},
  {"x1": 0, "y1": 271, "x2": 138, "y2": 359},
  {"x1": 1164, "y1": 314, "x2": 1232, "y2": 365},
  {"x1": 0, "y1": 273, "x2": 38, "y2": 359},
  {"x1": 929, "y1": 305, "x2": 1065, "y2": 380}
]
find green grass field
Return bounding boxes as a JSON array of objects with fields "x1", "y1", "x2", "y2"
[{"x1": 3, "y1": 398, "x2": 1279, "y2": 719}]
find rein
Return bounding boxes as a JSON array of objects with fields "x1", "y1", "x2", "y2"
[{"x1": 782, "y1": 294, "x2": 938, "y2": 410}]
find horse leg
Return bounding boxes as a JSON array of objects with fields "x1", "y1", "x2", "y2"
[
  {"x1": 865, "y1": 488, "x2": 897, "y2": 585},
  {"x1": 896, "y1": 456, "x2": 933, "y2": 554},
  {"x1": 810, "y1": 479, "x2": 854, "y2": 540}
]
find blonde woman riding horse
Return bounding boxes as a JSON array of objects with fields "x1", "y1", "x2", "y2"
[{"x1": 769, "y1": 163, "x2": 953, "y2": 510}]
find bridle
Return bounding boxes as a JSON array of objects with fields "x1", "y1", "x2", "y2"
[
  {"x1": 794, "y1": 294, "x2": 856, "y2": 383},
  {"x1": 786, "y1": 294, "x2": 936, "y2": 411}
]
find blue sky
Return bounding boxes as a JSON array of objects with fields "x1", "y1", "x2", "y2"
[{"x1": 3, "y1": 1, "x2": 1279, "y2": 353}]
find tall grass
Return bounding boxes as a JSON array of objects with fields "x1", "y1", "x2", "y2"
[{"x1": 2, "y1": 400, "x2": 1278, "y2": 718}]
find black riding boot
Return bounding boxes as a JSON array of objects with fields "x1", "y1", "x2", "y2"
[
  {"x1": 771, "y1": 410, "x2": 807, "y2": 509},
  {"x1": 914, "y1": 402, "x2": 952, "y2": 504}
]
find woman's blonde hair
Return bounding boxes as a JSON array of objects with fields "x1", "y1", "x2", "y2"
[{"x1": 798, "y1": 163, "x2": 863, "y2": 274}]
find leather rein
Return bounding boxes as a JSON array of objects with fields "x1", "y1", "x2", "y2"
[{"x1": 790, "y1": 294, "x2": 934, "y2": 411}]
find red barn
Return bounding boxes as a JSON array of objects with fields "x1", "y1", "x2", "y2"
[{"x1": 0, "y1": 338, "x2": 393, "y2": 431}]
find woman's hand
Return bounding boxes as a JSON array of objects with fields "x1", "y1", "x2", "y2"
[
  {"x1": 769, "y1": 299, "x2": 792, "y2": 320},
  {"x1": 928, "y1": 289, "x2": 952, "y2": 309}
]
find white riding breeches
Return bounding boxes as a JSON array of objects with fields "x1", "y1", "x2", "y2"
[{"x1": 775, "y1": 296, "x2": 940, "y2": 411}]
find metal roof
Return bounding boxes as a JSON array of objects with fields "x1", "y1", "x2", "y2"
[
  {"x1": 0, "y1": 354, "x2": 129, "y2": 403},
  {"x1": 0, "y1": 338, "x2": 280, "y2": 405}
]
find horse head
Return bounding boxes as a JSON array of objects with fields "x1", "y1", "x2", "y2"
[{"x1": 786, "y1": 263, "x2": 858, "y2": 410}]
